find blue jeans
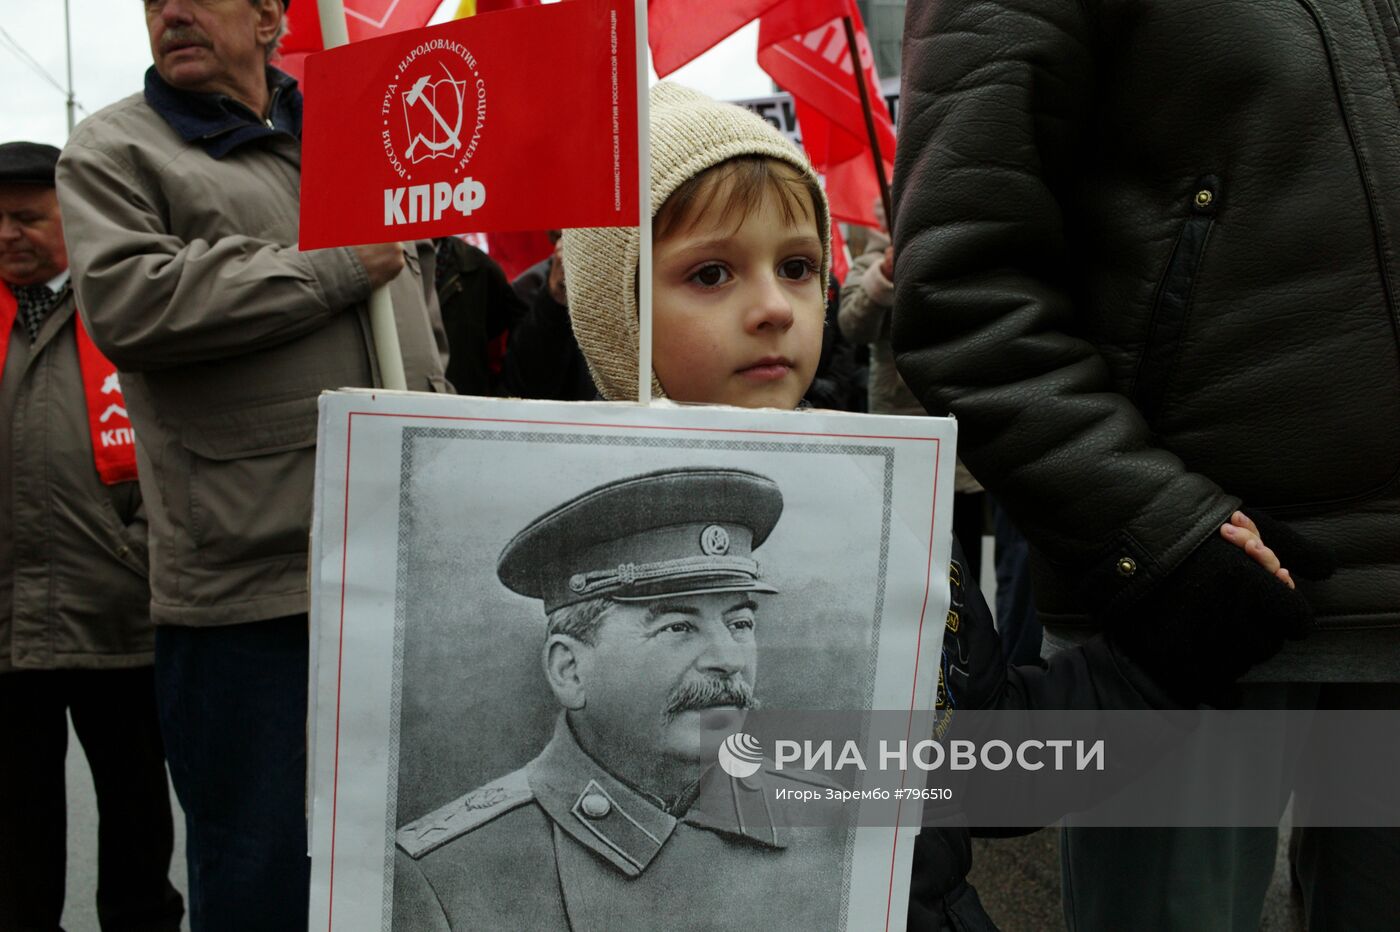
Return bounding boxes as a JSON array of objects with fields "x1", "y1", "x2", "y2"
[{"x1": 155, "y1": 616, "x2": 310, "y2": 932}]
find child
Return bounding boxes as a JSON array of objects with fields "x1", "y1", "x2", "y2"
[{"x1": 561, "y1": 82, "x2": 1297, "y2": 931}]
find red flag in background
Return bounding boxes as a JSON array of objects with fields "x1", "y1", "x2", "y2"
[
  {"x1": 648, "y1": 0, "x2": 785, "y2": 77},
  {"x1": 756, "y1": 0, "x2": 894, "y2": 228},
  {"x1": 273, "y1": 0, "x2": 443, "y2": 83}
]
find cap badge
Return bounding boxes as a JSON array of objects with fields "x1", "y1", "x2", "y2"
[{"x1": 700, "y1": 525, "x2": 731, "y2": 556}]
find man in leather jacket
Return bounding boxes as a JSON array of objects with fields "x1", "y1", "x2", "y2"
[{"x1": 892, "y1": 1, "x2": 1399, "y2": 928}]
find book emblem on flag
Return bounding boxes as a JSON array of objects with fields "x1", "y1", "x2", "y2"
[
  {"x1": 401, "y1": 66, "x2": 467, "y2": 163},
  {"x1": 381, "y1": 39, "x2": 487, "y2": 181}
]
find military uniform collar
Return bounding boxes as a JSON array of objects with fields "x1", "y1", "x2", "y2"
[{"x1": 527, "y1": 716, "x2": 788, "y2": 877}]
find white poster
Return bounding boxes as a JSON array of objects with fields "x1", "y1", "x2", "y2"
[{"x1": 307, "y1": 391, "x2": 956, "y2": 931}]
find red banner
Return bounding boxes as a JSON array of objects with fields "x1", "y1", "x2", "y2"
[
  {"x1": 275, "y1": 0, "x2": 443, "y2": 84},
  {"x1": 756, "y1": 0, "x2": 894, "y2": 228},
  {"x1": 648, "y1": 0, "x2": 784, "y2": 77},
  {"x1": 300, "y1": 0, "x2": 639, "y2": 247}
]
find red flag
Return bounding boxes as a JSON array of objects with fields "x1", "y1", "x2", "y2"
[
  {"x1": 273, "y1": 0, "x2": 443, "y2": 83},
  {"x1": 300, "y1": 0, "x2": 639, "y2": 247},
  {"x1": 648, "y1": 0, "x2": 785, "y2": 77},
  {"x1": 488, "y1": 229, "x2": 555, "y2": 281},
  {"x1": 756, "y1": 0, "x2": 894, "y2": 227},
  {"x1": 829, "y1": 216, "x2": 849, "y2": 286}
]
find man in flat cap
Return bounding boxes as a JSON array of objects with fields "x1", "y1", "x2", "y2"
[
  {"x1": 0, "y1": 141, "x2": 183, "y2": 928},
  {"x1": 55, "y1": 0, "x2": 449, "y2": 926},
  {"x1": 393, "y1": 467, "x2": 849, "y2": 931}
]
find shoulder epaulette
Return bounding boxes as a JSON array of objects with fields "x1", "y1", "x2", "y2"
[{"x1": 395, "y1": 767, "x2": 533, "y2": 859}]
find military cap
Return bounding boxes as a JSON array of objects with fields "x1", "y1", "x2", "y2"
[
  {"x1": 0, "y1": 142, "x2": 60, "y2": 187},
  {"x1": 498, "y1": 467, "x2": 784, "y2": 612}
]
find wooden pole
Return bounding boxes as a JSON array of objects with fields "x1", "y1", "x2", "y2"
[
  {"x1": 315, "y1": 0, "x2": 408, "y2": 391},
  {"x1": 841, "y1": 16, "x2": 892, "y2": 227}
]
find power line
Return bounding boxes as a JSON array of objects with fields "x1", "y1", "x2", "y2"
[{"x1": 0, "y1": 25, "x2": 88, "y2": 115}]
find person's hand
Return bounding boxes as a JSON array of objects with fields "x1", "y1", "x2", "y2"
[
  {"x1": 352, "y1": 242, "x2": 406, "y2": 288},
  {"x1": 1219, "y1": 511, "x2": 1293, "y2": 589},
  {"x1": 546, "y1": 242, "x2": 567, "y2": 306},
  {"x1": 880, "y1": 245, "x2": 894, "y2": 281}
]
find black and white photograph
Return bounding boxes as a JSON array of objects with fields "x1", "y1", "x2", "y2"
[{"x1": 306, "y1": 391, "x2": 955, "y2": 931}]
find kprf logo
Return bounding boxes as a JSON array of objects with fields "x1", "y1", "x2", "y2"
[
  {"x1": 380, "y1": 37, "x2": 488, "y2": 227},
  {"x1": 717, "y1": 733, "x2": 763, "y2": 779}
]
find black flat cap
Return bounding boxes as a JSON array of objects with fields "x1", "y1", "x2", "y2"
[
  {"x1": 499, "y1": 467, "x2": 785, "y2": 613},
  {"x1": 0, "y1": 142, "x2": 60, "y2": 186}
]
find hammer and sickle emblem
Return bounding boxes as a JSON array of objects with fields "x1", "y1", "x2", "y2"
[{"x1": 403, "y1": 63, "x2": 466, "y2": 163}]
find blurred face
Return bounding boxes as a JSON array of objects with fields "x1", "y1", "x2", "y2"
[
  {"x1": 144, "y1": 0, "x2": 281, "y2": 106},
  {"x1": 652, "y1": 180, "x2": 825, "y2": 410},
  {"x1": 0, "y1": 185, "x2": 67, "y2": 286},
  {"x1": 570, "y1": 592, "x2": 761, "y2": 773}
]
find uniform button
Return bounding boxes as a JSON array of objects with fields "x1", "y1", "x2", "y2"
[
  {"x1": 1115, "y1": 557, "x2": 1138, "y2": 578},
  {"x1": 1194, "y1": 189, "x2": 1214, "y2": 209},
  {"x1": 580, "y1": 792, "x2": 611, "y2": 819}
]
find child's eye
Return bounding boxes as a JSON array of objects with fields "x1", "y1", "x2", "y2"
[
  {"x1": 689, "y1": 264, "x2": 732, "y2": 288},
  {"x1": 778, "y1": 257, "x2": 818, "y2": 281}
]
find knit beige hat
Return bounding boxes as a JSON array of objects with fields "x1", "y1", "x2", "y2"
[{"x1": 562, "y1": 82, "x2": 832, "y2": 402}]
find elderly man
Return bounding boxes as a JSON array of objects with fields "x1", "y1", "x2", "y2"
[
  {"x1": 392, "y1": 468, "x2": 846, "y2": 931},
  {"x1": 56, "y1": 0, "x2": 449, "y2": 928},
  {"x1": 0, "y1": 141, "x2": 183, "y2": 930}
]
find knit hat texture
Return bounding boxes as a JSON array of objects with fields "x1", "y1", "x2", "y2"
[{"x1": 562, "y1": 82, "x2": 831, "y2": 402}]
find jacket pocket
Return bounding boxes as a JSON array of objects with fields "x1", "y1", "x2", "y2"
[
  {"x1": 1132, "y1": 176, "x2": 1220, "y2": 425},
  {"x1": 181, "y1": 395, "x2": 318, "y2": 567}
]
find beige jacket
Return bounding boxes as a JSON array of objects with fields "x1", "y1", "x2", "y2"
[
  {"x1": 1, "y1": 288, "x2": 153, "y2": 669},
  {"x1": 58, "y1": 91, "x2": 449, "y2": 627}
]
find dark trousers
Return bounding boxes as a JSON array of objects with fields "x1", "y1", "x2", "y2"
[
  {"x1": 155, "y1": 615, "x2": 311, "y2": 932},
  {"x1": 0, "y1": 667, "x2": 183, "y2": 931}
]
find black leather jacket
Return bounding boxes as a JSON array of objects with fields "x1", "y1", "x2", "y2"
[{"x1": 892, "y1": 0, "x2": 1400, "y2": 633}]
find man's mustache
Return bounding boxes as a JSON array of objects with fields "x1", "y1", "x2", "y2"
[
  {"x1": 160, "y1": 28, "x2": 212, "y2": 53},
  {"x1": 663, "y1": 675, "x2": 758, "y2": 722}
]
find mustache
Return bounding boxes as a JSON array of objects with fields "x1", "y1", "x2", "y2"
[
  {"x1": 160, "y1": 28, "x2": 211, "y2": 52},
  {"x1": 663, "y1": 674, "x2": 759, "y2": 722}
]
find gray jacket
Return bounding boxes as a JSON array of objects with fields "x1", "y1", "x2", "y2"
[
  {"x1": 58, "y1": 87, "x2": 450, "y2": 627},
  {"x1": 1, "y1": 288, "x2": 153, "y2": 670}
]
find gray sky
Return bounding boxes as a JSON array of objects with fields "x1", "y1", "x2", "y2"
[{"x1": 1, "y1": 1, "x2": 771, "y2": 148}]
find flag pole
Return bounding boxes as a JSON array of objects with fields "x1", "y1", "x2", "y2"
[
  {"x1": 315, "y1": 0, "x2": 409, "y2": 391},
  {"x1": 841, "y1": 16, "x2": 892, "y2": 227},
  {"x1": 635, "y1": 0, "x2": 653, "y2": 405}
]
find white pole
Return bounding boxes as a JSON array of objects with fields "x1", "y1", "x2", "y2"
[
  {"x1": 634, "y1": 0, "x2": 652, "y2": 405},
  {"x1": 314, "y1": 0, "x2": 408, "y2": 391}
]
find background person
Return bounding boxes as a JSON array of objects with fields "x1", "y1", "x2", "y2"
[
  {"x1": 56, "y1": 0, "x2": 449, "y2": 927},
  {"x1": 892, "y1": 1, "x2": 1398, "y2": 927},
  {"x1": 0, "y1": 140, "x2": 183, "y2": 931}
]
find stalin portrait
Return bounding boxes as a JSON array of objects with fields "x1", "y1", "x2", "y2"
[{"x1": 391, "y1": 467, "x2": 850, "y2": 931}]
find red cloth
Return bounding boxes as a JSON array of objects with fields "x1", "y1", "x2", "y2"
[
  {"x1": 487, "y1": 230, "x2": 554, "y2": 282},
  {"x1": 0, "y1": 284, "x2": 137, "y2": 485},
  {"x1": 648, "y1": 0, "x2": 785, "y2": 77},
  {"x1": 273, "y1": 0, "x2": 444, "y2": 82},
  {"x1": 756, "y1": 0, "x2": 894, "y2": 228}
]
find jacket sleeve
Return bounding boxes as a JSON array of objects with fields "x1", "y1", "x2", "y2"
[
  {"x1": 891, "y1": 0, "x2": 1238, "y2": 612},
  {"x1": 837, "y1": 251, "x2": 889, "y2": 344},
  {"x1": 56, "y1": 138, "x2": 372, "y2": 372}
]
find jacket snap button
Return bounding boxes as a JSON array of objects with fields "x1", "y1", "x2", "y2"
[
  {"x1": 1116, "y1": 557, "x2": 1138, "y2": 577},
  {"x1": 1194, "y1": 189, "x2": 1214, "y2": 208},
  {"x1": 580, "y1": 792, "x2": 611, "y2": 819}
]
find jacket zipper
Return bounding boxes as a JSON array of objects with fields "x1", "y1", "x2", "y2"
[{"x1": 1132, "y1": 176, "x2": 1220, "y2": 425}]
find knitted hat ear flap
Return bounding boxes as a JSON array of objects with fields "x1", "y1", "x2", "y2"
[{"x1": 564, "y1": 81, "x2": 831, "y2": 403}]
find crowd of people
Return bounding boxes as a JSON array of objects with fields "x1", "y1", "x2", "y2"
[{"x1": 2, "y1": 0, "x2": 1396, "y2": 930}]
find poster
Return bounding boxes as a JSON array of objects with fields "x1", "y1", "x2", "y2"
[{"x1": 307, "y1": 391, "x2": 956, "y2": 931}]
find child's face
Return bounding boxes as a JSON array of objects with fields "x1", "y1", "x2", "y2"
[{"x1": 651, "y1": 185, "x2": 825, "y2": 410}]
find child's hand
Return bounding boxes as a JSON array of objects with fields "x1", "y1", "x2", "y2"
[{"x1": 1220, "y1": 511, "x2": 1294, "y2": 590}]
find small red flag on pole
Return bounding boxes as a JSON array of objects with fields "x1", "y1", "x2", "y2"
[{"x1": 301, "y1": 0, "x2": 640, "y2": 246}]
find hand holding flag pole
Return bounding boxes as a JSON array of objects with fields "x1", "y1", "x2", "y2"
[{"x1": 315, "y1": 0, "x2": 409, "y2": 392}]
